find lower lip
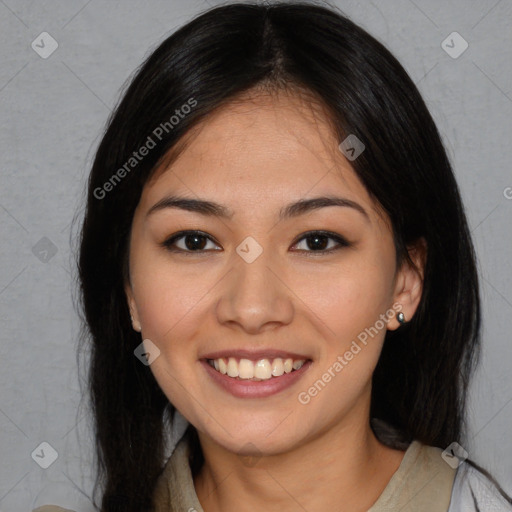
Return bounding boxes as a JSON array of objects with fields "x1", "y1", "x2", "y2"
[{"x1": 201, "y1": 359, "x2": 313, "y2": 398}]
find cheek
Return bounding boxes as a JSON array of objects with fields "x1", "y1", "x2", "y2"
[
  {"x1": 289, "y1": 256, "x2": 393, "y2": 341},
  {"x1": 130, "y1": 242, "x2": 215, "y2": 339},
  {"x1": 137, "y1": 279, "x2": 201, "y2": 334},
  {"x1": 130, "y1": 264, "x2": 209, "y2": 412}
]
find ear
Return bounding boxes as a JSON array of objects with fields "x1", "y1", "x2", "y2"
[
  {"x1": 387, "y1": 237, "x2": 427, "y2": 330},
  {"x1": 125, "y1": 282, "x2": 142, "y2": 333}
]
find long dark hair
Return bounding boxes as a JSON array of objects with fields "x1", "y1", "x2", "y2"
[{"x1": 76, "y1": 1, "x2": 500, "y2": 510}]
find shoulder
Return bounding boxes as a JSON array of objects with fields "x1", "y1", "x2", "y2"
[
  {"x1": 32, "y1": 506, "x2": 76, "y2": 512},
  {"x1": 448, "y1": 462, "x2": 512, "y2": 511}
]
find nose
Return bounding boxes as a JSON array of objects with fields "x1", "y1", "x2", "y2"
[{"x1": 215, "y1": 244, "x2": 294, "y2": 335}]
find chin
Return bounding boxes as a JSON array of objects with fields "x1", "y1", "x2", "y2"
[{"x1": 203, "y1": 421, "x2": 305, "y2": 457}]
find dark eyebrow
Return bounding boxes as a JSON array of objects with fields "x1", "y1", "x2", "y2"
[
  {"x1": 280, "y1": 196, "x2": 369, "y2": 222},
  {"x1": 147, "y1": 196, "x2": 234, "y2": 219},
  {"x1": 146, "y1": 195, "x2": 369, "y2": 222}
]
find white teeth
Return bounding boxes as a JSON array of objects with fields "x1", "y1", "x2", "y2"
[
  {"x1": 218, "y1": 358, "x2": 227, "y2": 375},
  {"x1": 271, "y1": 358, "x2": 284, "y2": 377},
  {"x1": 238, "y1": 358, "x2": 254, "y2": 379},
  {"x1": 227, "y1": 357, "x2": 239, "y2": 378},
  {"x1": 209, "y1": 357, "x2": 307, "y2": 380},
  {"x1": 293, "y1": 360, "x2": 305, "y2": 370},
  {"x1": 254, "y1": 359, "x2": 272, "y2": 379}
]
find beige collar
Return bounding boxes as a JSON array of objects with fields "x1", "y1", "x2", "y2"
[{"x1": 153, "y1": 433, "x2": 456, "y2": 512}]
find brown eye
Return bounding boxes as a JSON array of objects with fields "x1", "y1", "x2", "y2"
[
  {"x1": 291, "y1": 231, "x2": 350, "y2": 253},
  {"x1": 162, "y1": 231, "x2": 221, "y2": 253},
  {"x1": 161, "y1": 229, "x2": 350, "y2": 255}
]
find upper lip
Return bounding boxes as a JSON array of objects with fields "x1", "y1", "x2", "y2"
[{"x1": 200, "y1": 349, "x2": 311, "y2": 361}]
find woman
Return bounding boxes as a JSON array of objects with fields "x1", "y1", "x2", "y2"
[{"x1": 34, "y1": 2, "x2": 512, "y2": 511}]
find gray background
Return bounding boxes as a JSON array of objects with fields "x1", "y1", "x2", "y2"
[{"x1": 0, "y1": 0, "x2": 511, "y2": 510}]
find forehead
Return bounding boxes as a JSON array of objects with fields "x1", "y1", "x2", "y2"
[{"x1": 140, "y1": 89, "x2": 386, "y2": 225}]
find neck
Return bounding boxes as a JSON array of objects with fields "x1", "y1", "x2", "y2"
[{"x1": 193, "y1": 415, "x2": 406, "y2": 512}]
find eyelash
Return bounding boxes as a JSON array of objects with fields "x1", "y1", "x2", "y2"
[{"x1": 160, "y1": 230, "x2": 351, "y2": 256}]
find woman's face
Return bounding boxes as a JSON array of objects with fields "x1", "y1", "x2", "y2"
[{"x1": 125, "y1": 89, "x2": 422, "y2": 456}]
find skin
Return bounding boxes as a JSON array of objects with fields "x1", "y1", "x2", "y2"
[{"x1": 125, "y1": 87, "x2": 426, "y2": 512}]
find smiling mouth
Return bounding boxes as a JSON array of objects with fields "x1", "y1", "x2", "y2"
[{"x1": 206, "y1": 357, "x2": 309, "y2": 381}]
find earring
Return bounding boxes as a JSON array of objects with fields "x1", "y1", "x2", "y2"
[
  {"x1": 130, "y1": 315, "x2": 141, "y2": 332},
  {"x1": 397, "y1": 311, "x2": 406, "y2": 326}
]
